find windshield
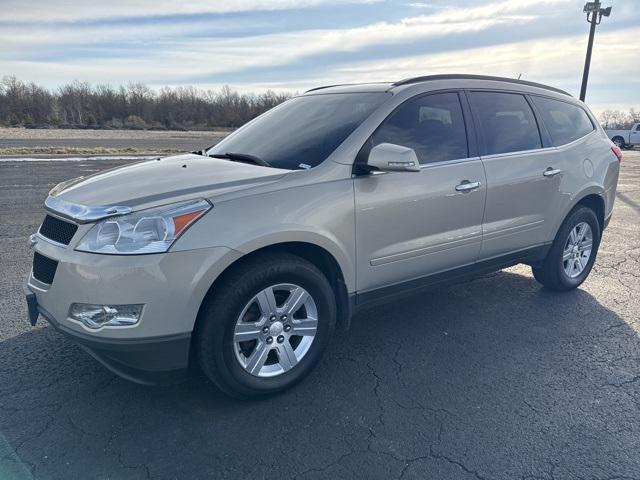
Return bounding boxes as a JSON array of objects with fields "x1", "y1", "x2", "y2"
[{"x1": 208, "y1": 92, "x2": 391, "y2": 170}]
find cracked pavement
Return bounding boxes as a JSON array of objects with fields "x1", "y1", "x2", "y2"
[{"x1": 1, "y1": 151, "x2": 639, "y2": 480}]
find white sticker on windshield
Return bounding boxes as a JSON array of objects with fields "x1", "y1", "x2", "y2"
[{"x1": 298, "y1": 163, "x2": 312, "y2": 170}]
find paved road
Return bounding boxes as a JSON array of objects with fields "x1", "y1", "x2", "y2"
[{"x1": 1, "y1": 153, "x2": 639, "y2": 480}]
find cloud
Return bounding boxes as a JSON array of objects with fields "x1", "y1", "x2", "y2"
[
  {"x1": 0, "y1": 0, "x2": 565, "y2": 80},
  {"x1": 310, "y1": 25, "x2": 640, "y2": 113},
  {"x1": 405, "y1": 3, "x2": 450, "y2": 8},
  {"x1": 1, "y1": 0, "x2": 636, "y2": 111},
  {"x1": 2, "y1": 0, "x2": 378, "y2": 22},
  {"x1": 168, "y1": 25, "x2": 635, "y2": 105},
  {"x1": 330, "y1": 26, "x2": 639, "y2": 87},
  {"x1": 176, "y1": 25, "x2": 639, "y2": 103}
]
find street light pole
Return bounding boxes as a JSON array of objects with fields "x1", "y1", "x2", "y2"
[{"x1": 579, "y1": 1, "x2": 612, "y2": 102}]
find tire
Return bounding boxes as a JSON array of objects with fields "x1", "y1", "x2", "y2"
[
  {"x1": 196, "y1": 252, "x2": 336, "y2": 399},
  {"x1": 532, "y1": 206, "x2": 601, "y2": 291},
  {"x1": 611, "y1": 136, "x2": 625, "y2": 149}
]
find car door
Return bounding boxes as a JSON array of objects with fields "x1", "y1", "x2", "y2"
[
  {"x1": 354, "y1": 91, "x2": 486, "y2": 293},
  {"x1": 632, "y1": 123, "x2": 640, "y2": 145},
  {"x1": 468, "y1": 90, "x2": 562, "y2": 260}
]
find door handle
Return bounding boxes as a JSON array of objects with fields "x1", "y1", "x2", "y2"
[
  {"x1": 543, "y1": 168, "x2": 562, "y2": 177},
  {"x1": 455, "y1": 181, "x2": 481, "y2": 192}
]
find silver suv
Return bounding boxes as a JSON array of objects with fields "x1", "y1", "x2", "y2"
[{"x1": 24, "y1": 75, "x2": 622, "y2": 398}]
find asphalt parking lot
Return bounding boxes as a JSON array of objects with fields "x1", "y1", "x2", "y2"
[{"x1": 1, "y1": 152, "x2": 639, "y2": 480}]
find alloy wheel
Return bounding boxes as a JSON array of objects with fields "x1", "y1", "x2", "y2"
[
  {"x1": 233, "y1": 283, "x2": 318, "y2": 377},
  {"x1": 562, "y1": 222, "x2": 593, "y2": 278}
]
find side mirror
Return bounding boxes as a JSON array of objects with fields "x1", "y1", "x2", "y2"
[{"x1": 366, "y1": 143, "x2": 420, "y2": 173}]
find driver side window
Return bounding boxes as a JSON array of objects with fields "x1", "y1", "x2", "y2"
[{"x1": 371, "y1": 92, "x2": 469, "y2": 165}]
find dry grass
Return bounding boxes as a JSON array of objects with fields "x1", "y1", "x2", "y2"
[
  {"x1": 0, "y1": 146, "x2": 184, "y2": 155},
  {"x1": 0, "y1": 127, "x2": 231, "y2": 140},
  {"x1": 0, "y1": 127, "x2": 231, "y2": 155}
]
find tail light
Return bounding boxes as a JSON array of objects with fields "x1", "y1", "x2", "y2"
[{"x1": 611, "y1": 145, "x2": 623, "y2": 163}]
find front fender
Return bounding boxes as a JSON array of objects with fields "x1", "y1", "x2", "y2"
[{"x1": 232, "y1": 228, "x2": 356, "y2": 292}]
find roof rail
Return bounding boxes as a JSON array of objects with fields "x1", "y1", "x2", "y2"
[
  {"x1": 304, "y1": 81, "x2": 393, "y2": 93},
  {"x1": 392, "y1": 74, "x2": 572, "y2": 97},
  {"x1": 305, "y1": 84, "x2": 351, "y2": 93}
]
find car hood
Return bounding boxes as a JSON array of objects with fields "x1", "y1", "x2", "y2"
[{"x1": 52, "y1": 154, "x2": 290, "y2": 209}]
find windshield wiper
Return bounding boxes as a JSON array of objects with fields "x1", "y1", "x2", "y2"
[{"x1": 210, "y1": 152, "x2": 272, "y2": 168}]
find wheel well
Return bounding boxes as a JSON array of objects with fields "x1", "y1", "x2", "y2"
[
  {"x1": 197, "y1": 242, "x2": 351, "y2": 332},
  {"x1": 576, "y1": 194, "x2": 605, "y2": 232}
]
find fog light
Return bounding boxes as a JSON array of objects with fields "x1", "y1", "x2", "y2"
[{"x1": 69, "y1": 303, "x2": 143, "y2": 329}]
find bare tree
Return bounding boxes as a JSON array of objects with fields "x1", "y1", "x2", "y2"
[
  {"x1": 0, "y1": 76, "x2": 292, "y2": 130},
  {"x1": 598, "y1": 109, "x2": 638, "y2": 129}
]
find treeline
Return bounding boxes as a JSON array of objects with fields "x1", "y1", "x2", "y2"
[
  {"x1": 599, "y1": 109, "x2": 640, "y2": 129},
  {"x1": 0, "y1": 76, "x2": 292, "y2": 130},
  {"x1": 3, "y1": 75, "x2": 638, "y2": 131}
]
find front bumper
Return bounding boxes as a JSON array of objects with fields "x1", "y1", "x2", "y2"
[
  {"x1": 24, "y1": 240, "x2": 242, "y2": 385},
  {"x1": 25, "y1": 279, "x2": 191, "y2": 385}
]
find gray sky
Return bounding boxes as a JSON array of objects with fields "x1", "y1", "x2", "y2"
[{"x1": 1, "y1": 0, "x2": 638, "y2": 113}]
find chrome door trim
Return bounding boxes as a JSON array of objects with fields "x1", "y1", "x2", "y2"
[
  {"x1": 420, "y1": 156, "x2": 481, "y2": 169},
  {"x1": 552, "y1": 129, "x2": 598, "y2": 151},
  {"x1": 480, "y1": 146, "x2": 556, "y2": 161},
  {"x1": 356, "y1": 156, "x2": 482, "y2": 177}
]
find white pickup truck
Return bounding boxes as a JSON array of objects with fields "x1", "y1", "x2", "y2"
[{"x1": 606, "y1": 123, "x2": 640, "y2": 149}]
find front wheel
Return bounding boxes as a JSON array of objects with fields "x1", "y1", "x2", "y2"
[
  {"x1": 532, "y1": 206, "x2": 601, "y2": 291},
  {"x1": 196, "y1": 253, "x2": 336, "y2": 398}
]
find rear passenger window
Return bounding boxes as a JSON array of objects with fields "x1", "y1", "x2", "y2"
[
  {"x1": 371, "y1": 92, "x2": 468, "y2": 165},
  {"x1": 531, "y1": 96, "x2": 594, "y2": 146},
  {"x1": 469, "y1": 92, "x2": 542, "y2": 155}
]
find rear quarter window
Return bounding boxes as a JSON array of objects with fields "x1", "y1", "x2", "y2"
[{"x1": 531, "y1": 96, "x2": 594, "y2": 146}]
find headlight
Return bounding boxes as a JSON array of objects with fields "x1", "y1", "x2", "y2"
[{"x1": 76, "y1": 199, "x2": 211, "y2": 254}]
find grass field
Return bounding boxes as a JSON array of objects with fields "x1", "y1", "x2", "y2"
[{"x1": 0, "y1": 127, "x2": 232, "y2": 156}]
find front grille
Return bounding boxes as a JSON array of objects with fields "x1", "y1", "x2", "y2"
[
  {"x1": 33, "y1": 252, "x2": 58, "y2": 285},
  {"x1": 39, "y1": 214, "x2": 78, "y2": 246}
]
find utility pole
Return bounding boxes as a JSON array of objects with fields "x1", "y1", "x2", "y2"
[{"x1": 580, "y1": 1, "x2": 612, "y2": 102}]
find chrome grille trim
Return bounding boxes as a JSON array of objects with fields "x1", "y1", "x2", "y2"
[{"x1": 44, "y1": 196, "x2": 132, "y2": 223}]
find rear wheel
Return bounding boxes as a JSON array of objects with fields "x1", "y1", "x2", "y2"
[
  {"x1": 196, "y1": 253, "x2": 336, "y2": 398},
  {"x1": 532, "y1": 206, "x2": 601, "y2": 291}
]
